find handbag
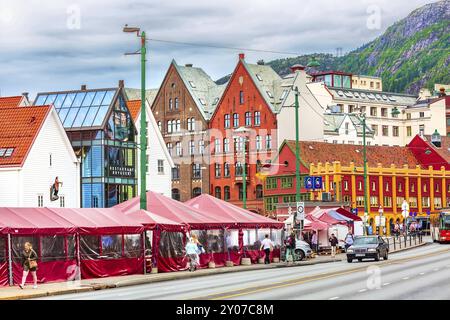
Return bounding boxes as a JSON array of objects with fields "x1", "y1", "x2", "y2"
[{"x1": 28, "y1": 250, "x2": 38, "y2": 269}]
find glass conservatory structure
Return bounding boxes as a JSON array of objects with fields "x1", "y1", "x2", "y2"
[{"x1": 34, "y1": 87, "x2": 137, "y2": 208}]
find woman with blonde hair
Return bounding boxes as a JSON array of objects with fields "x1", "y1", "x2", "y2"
[{"x1": 19, "y1": 242, "x2": 38, "y2": 289}]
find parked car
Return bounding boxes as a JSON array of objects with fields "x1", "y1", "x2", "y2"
[
  {"x1": 346, "y1": 236, "x2": 389, "y2": 263},
  {"x1": 294, "y1": 240, "x2": 312, "y2": 261}
]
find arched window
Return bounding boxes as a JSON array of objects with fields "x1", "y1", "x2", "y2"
[
  {"x1": 169, "y1": 98, "x2": 173, "y2": 110},
  {"x1": 224, "y1": 186, "x2": 230, "y2": 201},
  {"x1": 175, "y1": 97, "x2": 179, "y2": 110},
  {"x1": 224, "y1": 114, "x2": 230, "y2": 128},
  {"x1": 235, "y1": 162, "x2": 243, "y2": 176},
  {"x1": 192, "y1": 187, "x2": 202, "y2": 198},
  {"x1": 233, "y1": 113, "x2": 239, "y2": 127},
  {"x1": 171, "y1": 188, "x2": 180, "y2": 201},
  {"x1": 256, "y1": 184, "x2": 263, "y2": 199},
  {"x1": 215, "y1": 186, "x2": 221, "y2": 199},
  {"x1": 224, "y1": 162, "x2": 230, "y2": 177}
]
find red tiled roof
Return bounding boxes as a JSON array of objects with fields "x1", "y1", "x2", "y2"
[
  {"x1": 127, "y1": 99, "x2": 142, "y2": 122},
  {"x1": 284, "y1": 140, "x2": 420, "y2": 168},
  {"x1": 0, "y1": 96, "x2": 23, "y2": 108},
  {"x1": 0, "y1": 106, "x2": 51, "y2": 167}
]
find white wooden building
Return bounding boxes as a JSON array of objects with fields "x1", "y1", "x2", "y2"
[{"x1": 0, "y1": 105, "x2": 80, "y2": 208}]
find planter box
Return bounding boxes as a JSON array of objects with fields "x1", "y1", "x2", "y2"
[
  {"x1": 241, "y1": 258, "x2": 251, "y2": 265},
  {"x1": 208, "y1": 261, "x2": 216, "y2": 269},
  {"x1": 225, "y1": 261, "x2": 234, "y2": 267}
]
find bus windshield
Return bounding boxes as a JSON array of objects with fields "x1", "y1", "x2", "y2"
[{"x1": 442, "y1": 215, "x2": 450, "y2": 230}]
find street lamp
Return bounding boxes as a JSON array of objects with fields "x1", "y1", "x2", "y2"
[
  {"x1": 391, "y1": 106, "x2": 400, "y2": 117},
  {"x1": 234, "y1": 127, "x2": 251, "y2": 209},
  {"x1": 294, "y1": 87, "x2": 302, "y2": 236},
  {"x1": 123, "y1": 24, "x2": 147, "y2": 210},
  {"x1": 355, "y1": 106, "x2": 369, "y2": 236}
]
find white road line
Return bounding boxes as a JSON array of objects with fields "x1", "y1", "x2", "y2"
[
  {"x1": 358, "y1": 289, "x2": 367, "y2": 293},
  {"x1": 419, "y1": 272, "x2": 426, "y2": 275},
  {"x1": 383, "y1": 283, "x2": 390, "y2": 286},
  {"x1": 402, "y1": 277, "x2": 409, "y2": 280},
  {"x1": 329, "y1": 296, "x2": 339, "y2": 300},
  {"x1": 433, "y1": 268, "x2": 439, "y2": 271}
]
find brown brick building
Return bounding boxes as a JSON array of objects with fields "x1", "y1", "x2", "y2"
[{"x1": 151, "y1": 60, "x2": 225, "y2": 201}]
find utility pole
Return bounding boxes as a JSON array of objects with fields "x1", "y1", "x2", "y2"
[
  {"x1": 123, "y1": 25, "x2": 147, "y2": 210},
  {"x1": 139, "y1": 31, "x2": 147, "y2": 210},
  {"x1": 294, "y1": 87, "x2": 302, "y2": 236}
]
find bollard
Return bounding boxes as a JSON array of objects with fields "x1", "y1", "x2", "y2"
[
  {"x1": 273, "y1": 257, "x2": 280, "y2": 263},
  {"x1": 208, "y1": 261, "x2": 216, "y2": 269},
  {"x1": 241, "y1": 258, "x2": 251, "y2": 266},
  {"x1": 225, "y1": 261, "x2": 234, "y2": 267},
  {"x1": 150, "y1": 267, "x2": 158, "y2": 274},
  {"x1": 258, "y1": 258, "x2": 265, "y2": 264}
]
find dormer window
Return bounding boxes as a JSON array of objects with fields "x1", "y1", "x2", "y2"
[
  {"x1": 256, "y1": 74, "x2": 263, "y2": 81},
  {"x1": 0, "y1": 148, "x2": 14, "y2": 157}
]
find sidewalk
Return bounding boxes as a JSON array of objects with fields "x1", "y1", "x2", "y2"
[
  {"x1": 0, "y1": 239, "x2": 427, "y2": 300},
  {"x1": 0, "y1": 254, "x2": 342, "y2": 300}
]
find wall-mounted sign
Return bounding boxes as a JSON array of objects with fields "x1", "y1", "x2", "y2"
[{"x1": 109, "y1": 166, "x2": 135, "y2": 177}]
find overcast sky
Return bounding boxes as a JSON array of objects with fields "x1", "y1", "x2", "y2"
[{"x1": 0, "y1": 0, "x2": 438, "y2": 99}]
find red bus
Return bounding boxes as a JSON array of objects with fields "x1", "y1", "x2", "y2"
[{"x1": 430, "y1": 210, "x2": 450, "y2": 243}]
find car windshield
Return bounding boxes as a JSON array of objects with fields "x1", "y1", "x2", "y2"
[{"x1": 353, "y1": 237, "x2": 378, "y2": 245}]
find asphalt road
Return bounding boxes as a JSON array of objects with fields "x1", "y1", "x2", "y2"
[{"x1": 37, "y1": 241, "x2": 450, "y2": 300}]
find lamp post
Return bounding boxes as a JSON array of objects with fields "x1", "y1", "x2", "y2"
[
  {"x1": 360, "y1": 111, "x2": 369, "y2": 236},
  {"x1": 123, "y1": 25, "x2": 147, "y2": 210},
  {"x1": 234, "y1": 127, "x2": 251, "y2": 209},
  {"x1": 378, "y1": 206, "x2": 384, "y2": 235}
]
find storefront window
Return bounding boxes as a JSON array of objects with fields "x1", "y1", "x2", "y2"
[
  {"x1": 224, "y1": 230, "x2": 239, "y2": 251},
  {"x1": 124, "y1": 234, "x2": 142, "y2": 258},
  {"x1": 40, "y1": 235, "x2": 66, "y2": 262},
  {"x1": 243, "y1": 229, "x2": 258, "y2": 250},
  {"x1": 12, "y1": 236, "x2": 39, "y2": 263},
  {"x1": 101, "y1": 235, "x2": 123, "y2": 259},
  {"x1": 271, "y1": 229, "x2": 283, "y2": 248},
  {"x1": 80, "y1": 235, "x2": 100, "y2": 260}
]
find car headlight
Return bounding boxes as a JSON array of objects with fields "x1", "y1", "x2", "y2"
[
  {"x1": 367, "y1": 248, "x2": 377, "y2": 252},
  {"x1": 347, "y1": 249, "x2": 354, "y2": 253}
]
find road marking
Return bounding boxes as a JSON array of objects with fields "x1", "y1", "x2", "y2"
[
  {"x1": 402, "y1": 277, "x2": 409, "y2": 280},
  {"x1": 186, "y1": 247, "x2": 450, "y2": 300},
  {"x1": 433, "y1": 268, "x2": 439, "y2": 271},
  {"x1": 329, "y1": 296, "x2": 339, "y2": 300},
  {"x1": 358, "y1": 289, "x2": 367, "y2": 293},
  {"x1": 383, "y1": 283, "x2": 390, "y2": 286},
  {"x1": 419, "y1": 272, "x2": 425, "y2": 275}
]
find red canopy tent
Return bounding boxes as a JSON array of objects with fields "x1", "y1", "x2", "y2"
[
  {"x1": 0, "y1": 207, "x2": 145, "y2": 285},
  {"x1": 185, "y1": 194, "x2": 284, "y2": 266}
]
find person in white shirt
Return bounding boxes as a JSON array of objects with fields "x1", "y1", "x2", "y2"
[
  {"x1": 260, "y1": 234, "x2": 274, "y2": 264},
  {"x1": 311, "y1": 231, "x2": 318, "y2": 253}
]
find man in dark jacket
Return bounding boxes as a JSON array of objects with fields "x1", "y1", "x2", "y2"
[
  {"x1": 329, "y1": 234, "x2": 339, "y2": 258},
  {"x1": 285, "y1": 232, "x2": 296, "y2": 263}
]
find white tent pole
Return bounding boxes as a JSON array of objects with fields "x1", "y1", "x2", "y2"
[
  {"x1": 7, "y1": 234, "x2": 13, "y2": 286},
  {"x1": 142, "y1": 231, "x2": 147, "y2": 275},
  {"x1": 76, "y1": 234, "x2": 81, "y2": 281}
]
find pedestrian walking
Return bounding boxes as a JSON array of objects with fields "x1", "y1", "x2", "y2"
[
  {"x1": 344, "y1": 231, "x2": 354, "y2": 251},
  {"x1": 19, "y1": 242, "x2": 38, "y2": 289},
  {"x1": 394, "y1": 222, "x2": 400, "y2": 238},
  {"x1": 260, "y1": 234, "x2": 274, "y2": 264},
  {"x1": 329, "y1": 234, "x2": 339, "y2": 258},
  {"x1": 284, "y1": 232, "x2": 296, "y2": 263},
  {"x1": 191, "y1": 234, "x2": 205, "y2": 266},
  {"x1": 185, "y1": 237, "x2": 200, "y2": 272},
  {"x1": 367, "y1": 225, "x2": 373, "y2": 235},
  {"x1": 311, "y1": 231, "x2": 318, "y2": 253}
]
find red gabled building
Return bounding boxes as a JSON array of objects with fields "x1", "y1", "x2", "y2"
[
  {"x1": 407, "y1": 133, "x2": 450, "y2": 170},
  {"x1": 208, "y1": 54, "x2": 281, "y2": 213}
]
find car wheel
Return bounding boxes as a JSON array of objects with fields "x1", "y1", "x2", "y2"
[
  {"x1": 347, "y1": 258, "x2": 353, "y2": 263},
  {"x1": 374, "y1": 252, "x2": 380, "y2": 261},
  {"x1": 295, "y1": 249, "x2": 305, "y2": 261}
]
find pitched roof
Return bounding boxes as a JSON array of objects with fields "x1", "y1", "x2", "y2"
[
  {"x1": 324, "y1": 113, "x2": 374, "y2": 136},
  {"x1": 423, "y1": 134, "x2": 450, "y2": 163},
  {"x1": 0, "y1": 106, "x2": 51, "y2": 167},
  {"x1": 125, "y1": 88, "x2": 158, "y2": 107},
  {"x1": 242, "y1": 61, "x2": 286, "y2": 113},
  {"x1": 0, "y1": 96, "x2": 24, "y2": 108},
  {"x1": 126, "y1": 99, "x2": 142, "y2": 122},
  {"x1": 327, "y1": 87, "x2": 418, "y2": 106},
  {"x1": 173, "y1": 60, "x2": 226, "y2": 120},
  {"x1": 284, "y1": 140, "x2": 420, "y2": 168}
]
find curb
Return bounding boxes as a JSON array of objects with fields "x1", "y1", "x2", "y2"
[
  {"x1": 390, "y1": 241, "x2": 427, "y2": 254},
  {"x1": 1, "y1": 287, "x2": 93, "y2": 300}
]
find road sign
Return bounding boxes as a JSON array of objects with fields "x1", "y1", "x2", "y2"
[
  {"x1": 296, "y1": 202, "x2": 305, "y2": 221},
  {"x1": 375, "y1": 216, "x2": 386, "y2": 227},
  {"x1": 313, "y1": 177, "x2": 322, "y2": 190},
  {"x1": 304, "y1": 176, "x2": 313, "y2": 189}
]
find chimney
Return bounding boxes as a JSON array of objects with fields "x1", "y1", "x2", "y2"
[
  {"x1": 431, "y1": 129, "x2": 442, "y2": 148},
  {"x1": 238, "y1": 53, "x2": 245, "y2": 60},
  {"x1": 257, "y1": 59, "x2": 265, "y2": 65},
  {"x1": 290, "y1": 64, "x2": 305, "y2": 73},
  {"x1": 438, "y1": 87, "x2": 446, "y2": 97},
  {"x1": 118, "y1": 80, "x2": 125, "y2": 88},
  {"x1": 81, "y1": 84, "x2": 87, "y2": 91},
  {"x1": 185, "y1": 63, "x2": 193, "y2": 67}
]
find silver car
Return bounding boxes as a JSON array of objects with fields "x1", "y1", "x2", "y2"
[{"x1": 294, "y1": 240, "x2": 312, "y2": 261}]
